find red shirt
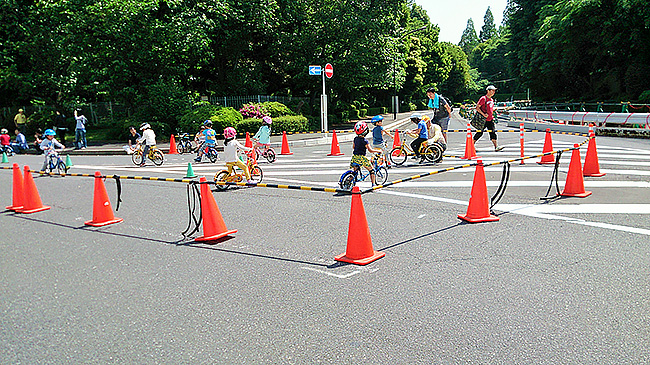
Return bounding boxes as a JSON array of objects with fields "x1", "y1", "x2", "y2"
[
  {"x1": 0, "y1": 134, "x2": 10, "y2": 146},
  {"x1": 477, "y1": 95, "x2": 495, "y2": 121}
]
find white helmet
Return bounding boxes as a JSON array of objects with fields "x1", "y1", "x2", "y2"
[{"x1": 139, "y1": 123, "x2": 150, "y2": 131}]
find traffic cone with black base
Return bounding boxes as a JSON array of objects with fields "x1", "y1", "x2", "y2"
[
  {"x1": 583, "y1": 126, "x2": 605, "y2": 177},
  {"x1": 561, "y1": 144, "x2": 592, "y2": 198},
  {"x1": 538, "y1": 128, "x2": 555, "y2": 164},
  {"x1": 168, "y1": 134, "x2": 178, "y2": 154},
  {"x1": 195, "y1": 177, "x2": 237, "y2": 242},
  {"x1": 17, "y1": 165, "x2": 50, "y2": 214},
  {"x1": 327, "y1": 130, "x2": 344, "y2": 156},
  {"x1": 335, "y1": 186, "x2": 385, "y2": 265},
  {"x1": 280, "y1": 131, "x2": 293, "y2": 155},
  {"x1": 5, "y1": 163, "x2": 24, "y2": 211},
  {"x1": 85, "y1": 171, "x2": 123, "y2": 227},
  {"x1": 458, "y1": 160, "x2": 499, "y2": 223}
]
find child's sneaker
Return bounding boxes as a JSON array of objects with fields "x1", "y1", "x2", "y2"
[
  {"x1": 247, "y1": 180, "x2": 256, "y2": 184},
  {"x1": 194, "y1": 157, "x2": 201, "y2": 162},
  {"x1": 495, "y1": 146, "x2": 505, "y2": 152}
]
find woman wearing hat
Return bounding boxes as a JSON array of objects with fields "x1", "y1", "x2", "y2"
[{"x1": 474, "y1": 85, "x2": 504, "y2": 152}]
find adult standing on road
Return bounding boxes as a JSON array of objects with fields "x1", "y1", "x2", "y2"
[
  {"x1": 427, "y1": 87, "x2": 452, "y2": 143},
  {"x1": 53, "y1": 110, "x2": 68, "y2": 146},
  {"x1": 74, "y1": 109, "x2": 88, "y2": 149},
  {"x1": 474, "y1": 85, "x2": 504, "y2": 152},
  {"x1": 14, "y1": 108, "x2": 27, "y2": 135}
]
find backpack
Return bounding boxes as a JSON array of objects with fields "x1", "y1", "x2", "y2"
[{"x1": 434, "y1": 96, "x2": 453, "y2": 120}]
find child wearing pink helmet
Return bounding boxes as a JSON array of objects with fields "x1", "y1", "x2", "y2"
[{"x1": 223, "y1": 127, "x2": 254, "y2": 182}]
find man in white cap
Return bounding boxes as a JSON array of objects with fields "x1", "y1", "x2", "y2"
[
  {"x1": 14, "y1": 109, "x2": 27, "y2": 135},
  {"x1": 474, "y1": 85, "x2": 504, "y2": 152}
]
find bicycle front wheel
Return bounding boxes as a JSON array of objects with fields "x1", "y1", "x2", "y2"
[
  {"x1": 375, "y1": 166, "x2": 388, "y2": 185},
  {"x1": 207, "y1": 147, "x2": 218, "y2": 163},
  {"x1": 56, "y1": 160, "x2": 67, "y2": 175},
  {"x1": 132, "y1": 151, "x2": 143, "y2": 165},
  {"x1": 250, "y1": 166, "x2": 263, "y2": 184},
  {"x1": 152, "y1": 150, "x2": 164, "y2": 166},
  {"x1": 214, "y1": 171, "x2": 230, "y2": 190},
  {"x1": 389, "y1": 147, "x2": 407, "y2": 166}
]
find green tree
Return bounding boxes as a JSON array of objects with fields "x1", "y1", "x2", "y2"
[
  {"x1": 459, "y1": 19, "x2": 479, "y2": 56},
  {"x1": 479, "y1": 7, "x2": 497, "y2": 42}
]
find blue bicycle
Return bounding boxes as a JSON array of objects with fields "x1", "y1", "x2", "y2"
[
  {"x1": 338, "y1": 154, "x2": 389, "y2": 190},
  {"x1": 44, "y1": 150, "x2": 68, "y2": 175}
]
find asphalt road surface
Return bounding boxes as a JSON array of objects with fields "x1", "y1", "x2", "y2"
[{"x1": 1, "y1": 119, "x2": 649, "y2": 363}]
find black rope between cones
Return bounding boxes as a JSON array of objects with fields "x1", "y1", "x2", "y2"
[
  {"x1": 181, "y1": 181, "x2": 202, "y2": 240},
  {"x1": 490, "y1": 162, "x2": 510, "y2": 211},
  {"x1": 541, "y1": 150, "x2": 564, "y2": 200}
]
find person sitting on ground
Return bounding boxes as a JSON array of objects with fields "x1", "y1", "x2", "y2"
[
  {"x1": 11, "y1": 129, "x2": 29, "y2": 154},
  {"x1": 0, "y1": 128, "x2": 11, "y2": 154},
  {"x1": 222, "y1": 126, "x2": 254, "y2": 183},
  {"x1": 351, "y1": 121, "x2": 382, "y2": 186},
  {"x1": 252, "y1": 116, "x2": 272, "y2": 152},
  {"x1": 136, "y1": 123, "x2": 156, "y2": 167},
  {"x1": 123, "y1": 126, "x2": 141, "y2": 154},
  {"x1": 195, "y1": 120, "x2": 216, "y2": 163},
  {"x1": 39, "y1": 129, "x2": 65, "y2": 171},
  {"x1": 370, "y1": 115, "x2": 393, "y2": 168},
  {"x1": 407, "y1": 113, "x2": 428, "y2": 162}
]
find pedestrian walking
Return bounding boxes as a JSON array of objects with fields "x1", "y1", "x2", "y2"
[
  {"x1": 74, "y1": 109, "x2": 88, "y2": 149},
  {"x1": 473, "y1": 85, "x2": 504, "y2": 152},
  {"x1": 426, "y1": 87, "x2": 452, "y2": 143},
  {"x1": 14, "y1": 109, "x2": 27, "y2": 135}
]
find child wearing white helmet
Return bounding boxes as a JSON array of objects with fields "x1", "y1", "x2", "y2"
[
  {"x1": 351, "y1": 121, "x2": 382, "y2": 186},
  {"x1": 39, "y1": 129, "x2": 65, "y2": 171},
  {"x1": 223, "y1": 127, "x2": 254, "y2": 183},
  {"x1": 252, "y1": 116, "x2": 272, "y2": 154},
  {"x1": 136, "y1": 123, "x2": 156, "y2": 167}
]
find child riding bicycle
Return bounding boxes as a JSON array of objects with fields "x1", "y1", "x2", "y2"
[
  {"x1": 195, "y1": 120, "x2": 217, "y2": 163},
  {"x1": 223, "y1": 127, "x2": 254, "y2": 183},
  {"x1": 252, "y1": 116, "x2": 272, "y2": 152},
  {"x1": 370, "y1": 115, "x2": 393, "y2": 168},
  {"x1": 407, "y1": 113, "x2": 429, "y2": 162},
  {"x1": 39, "y1": 129, "x2": 65, "y2": 171},
  {"x1": 136, "y1": 123, "x2": 156, "y2": 167},
  {"x1": 351, "y1": 121, "x2": 382, "y2": 186}
]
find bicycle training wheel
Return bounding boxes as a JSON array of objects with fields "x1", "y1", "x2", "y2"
[
  {"x1": 250, "y1": 166, "x2": 263, "y2": 184},
  {"x1": 265, "y1": 149, "x2": 276, "y2": 163},
  {"x1": 152, "y1": 150, "x2": 164, "y2": 166},
  {"x1": 339, "y1": 171, "x2": 356, "y2": 190},
  {"x1": 132, "y1": 151, "x2": 143, "y2": 165},
  {"x1": 207, "y1": 147, "x2": 218, "y2": 163},
  {"x1": 214, "y1": 171, "x2": 230, "y2": 190},
  {"x1": 375, "y1": 166, "x2": 388, "y2": 185},
  {"x1": 389, "y1": 147, "x2": 407, "y2": 166}
]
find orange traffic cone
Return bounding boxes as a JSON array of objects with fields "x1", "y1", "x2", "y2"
[
  {"x1": 280, "y1": 131, "x2": 293, "y2": 155},
  {"x1": 195, "y1": 177, "x2": 237, "y2": 242},
  {"x1": 462, "y1": 125, "x2": 478, "y2": 160},
  {"x1": 245, "y1": 132, "x2": 252, "y2": 148},
  {"x1": 327, "y1": 130, "x2": 344, "y2": 156},
  {"x1": 392, "y1": 129, "x2": 401, "y2": 150},
  {"x1": 168, "y1": 134, "x2": 178, "y2": 154},
  {"x1": 85, "y1": 171, "x2": 123, "y2": 227},
  {"x1": 561, "y1": 144, "x2": 592, "y2": 198},
  {"x1": 538, "y1": 128, "x2": 555, "y2": 164},
  {"x1": 458, "y1": 160, "x2": 499, "y2": 223},
  {"x1": 583, "y1": 126, "x2": 605, "y2": 177},
  {"x1": 5, "y1": 163, "x2": 24, "y2": 211},
  {"x1": 17, "y1": 165, "x2": 50, "y2": 214},
  {"x1": 335, "y1": 186, "x2": 385, "y2": 265}
]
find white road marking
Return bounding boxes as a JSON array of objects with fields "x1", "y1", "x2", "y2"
[{"x1": 301, "y1": 267, "x2": 361, "y2": 279}]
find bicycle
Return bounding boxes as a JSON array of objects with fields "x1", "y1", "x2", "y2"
[
  {"x1": 195, "y1": 142, "x2": 219, "y2": 163},
  {"x1": 1, "y1": 145, "x2": 14, "y2": 156},
  {"x1": 176, "y1": 133, "x2": 194, "y2": 154},
  {"x1": 389, "y1": 131, "x2": 438, "y2": 165},
  {"x1": 213, "y1": 152, "x2": 263, "y2": 190},
  {"x1": 131, "y1": 144, "x2": 164, "y2": 166},
  {"x1": 339, "y1": 154, "x2": 389, "y2": 190},
  {"x1": 252, "y1": 140, "x2": 276, "y2": 163},
  {"x1": 44, "y1": 150, "x2": 68, "y2": 175}
]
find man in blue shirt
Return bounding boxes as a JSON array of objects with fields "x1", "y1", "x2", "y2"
[{"x1": 408, "y1": 114, "x2": 428, "y2": 162}]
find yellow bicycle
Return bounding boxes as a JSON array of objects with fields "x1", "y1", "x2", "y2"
[
  {"x1": 213, "y1": 152, "x2": 263, "y2": 190},
  {"x1": 389, "y1": 131, "x2": 438, "y2": 165},
  {"x1": 131, "y1": 145, "x2": 164, "y2": 166}
]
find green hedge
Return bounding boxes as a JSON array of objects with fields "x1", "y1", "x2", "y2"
[
  {"x1": 271, "y1": 115, "x2": 308, "y2": 133},
  {"x1": 366, "y1": 107, "x2": 387, "y2": 116},
  {"x1": 178, "y1": 104, "x2": 243, "y2": 134}
]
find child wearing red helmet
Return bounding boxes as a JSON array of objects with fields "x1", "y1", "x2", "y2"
[{"x1": 350, "y1": 121, "x2": 382, "y2": 186}]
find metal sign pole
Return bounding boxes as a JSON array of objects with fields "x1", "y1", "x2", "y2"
[{"x1": 321, "y1": 70, "x2": 328, "y2": 133}]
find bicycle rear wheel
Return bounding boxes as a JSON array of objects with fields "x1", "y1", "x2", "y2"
[
  {"x1": 207, "y1": 147, "x2": 218, "y2": 163},
  {"x1": 339, "y1": 171, "x2": 356, "y2": 190},
  {"x1": 375, "y1": 166, "x2": 388, "y2": 185},
  {"x1": 250, "y1": 166, "x2": 263, "y2": 184},
  {"x1": 132, "y1": 151, "x2": 143, "y2": 165},
  {"x1": 264, "y1": 149, "x2": 276, "y2": 163},
  {"x1": 390, "y1": 147, "x2": 407, "y2": 166},
  {"x1": 152, "y1": 150, "x2": 164, "y2": 166},
  {"x1": 214, "y1": 171, "x2": 230, "y2": 190}
]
